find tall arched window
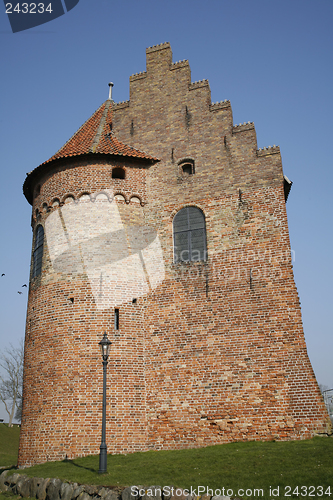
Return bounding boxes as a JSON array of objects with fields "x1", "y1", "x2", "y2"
[
  {"x1": 32, "y1": 225, "x2": 44, "y2": 278},
  {"x1": 173, "y1": 207, "x2": 207, "y2": 262}
]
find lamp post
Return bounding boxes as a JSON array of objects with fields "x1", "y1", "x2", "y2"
[{"x1": 98, "y1": 332, "x2": 112, "y2": 474}]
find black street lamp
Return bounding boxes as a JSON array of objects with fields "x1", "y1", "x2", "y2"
[{"x1": 98, "y1": 332, "x2": 112, "y2": 474}]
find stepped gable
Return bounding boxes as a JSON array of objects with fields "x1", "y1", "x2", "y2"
[{"x1": 23, "y1": 99, "x2": 158, "y2": 204}]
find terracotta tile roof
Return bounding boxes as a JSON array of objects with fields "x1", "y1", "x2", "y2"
[
  {"x1": 44, "y1": 100, "x2": 157, "y2": 162},
  {"x1": 23, "y1": 100, "x2": 159, "y2": 204}
]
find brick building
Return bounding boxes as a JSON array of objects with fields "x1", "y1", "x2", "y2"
[{"x1": 19, "y1": 43, "x2": 331, "y2": 467}]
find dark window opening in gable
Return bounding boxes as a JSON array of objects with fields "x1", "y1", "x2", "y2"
[
  {"x1": 179, "y1": 159, "x2": 195, "y2": 176},
  {"x1": 173, "y1": 206, "x2": 207, "y2": 263},
  {"x1": 112, "y1": 168, "x2": 125, "y2": 180},
  {"x1": 32, "y1": 225, "x2": 44, "y2": 278}
]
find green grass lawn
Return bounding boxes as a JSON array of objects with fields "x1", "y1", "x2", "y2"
[
  {"x1": 0, "y1": 427, "x2": 332, "y2": 499},
  {"x1": 0, "y1": 424, "x2": 20, "y2": 468},
  {"x1": 9, "y1": 437, "x2": 333, "y2": 499}
]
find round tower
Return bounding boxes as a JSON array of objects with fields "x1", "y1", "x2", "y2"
[{"x1": 19, "y1": 98, "x2": 160, "y2": 467}]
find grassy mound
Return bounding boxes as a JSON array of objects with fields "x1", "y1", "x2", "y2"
[
  {"x1": 14, "y1": 437, "x2": 333, "y2": 497},
  {"x1": 1, "y1": 427, "x2": 332, "y2": 498}
]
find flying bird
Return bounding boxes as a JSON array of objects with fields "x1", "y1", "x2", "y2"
[
  {"x1": 22, "y1": 284, "x2": 27, "y2": 287},
  {"x1": 1, "y1": 273, "x2": 5, "y2": 276},
  {"x1": 17, "y1": 291, "x2": 23, "y2": 295}
]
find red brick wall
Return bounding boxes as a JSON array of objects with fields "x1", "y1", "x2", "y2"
[
  {"x1": 19, "y1": 157, "x2": 151, "y2": 466},
  {"x1": 18, "y1": 43, "x2": 331, "y2": 467}
]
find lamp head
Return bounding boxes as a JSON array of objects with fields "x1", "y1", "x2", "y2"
[{"x1": 99, "y1": 332, "x2": 112, "y2": 361}]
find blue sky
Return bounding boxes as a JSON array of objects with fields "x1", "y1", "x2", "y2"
[{"x1": 0, "y1": 0, "x2": 332, "y2": 422}]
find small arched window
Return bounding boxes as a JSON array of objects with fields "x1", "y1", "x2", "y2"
[
  {"x1": 32, "y1": 225, "x2": 44, "y2": 278},
  {"x1": 173, "y1": 207, "x2": 207, "y2": 263},
  {"x1": 179, "y1": 159, "x2": 195, "y2": 176},
  {"x1": 112, "y1": 168, "x2": 125, "y2": 179}
]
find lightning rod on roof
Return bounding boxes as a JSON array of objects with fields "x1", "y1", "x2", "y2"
[{"x1": 108, "y1": 82, "x2": 114, "y2": 101}]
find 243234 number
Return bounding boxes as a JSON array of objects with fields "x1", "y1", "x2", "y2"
[
  {"x1": 5, "y1": 3, "x2": 53, "y2": 13},
  {"x1": 285, "y1": 486, "x2": 331, "y2": 497}
]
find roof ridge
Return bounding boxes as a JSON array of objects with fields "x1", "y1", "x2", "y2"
[{"x1": 89, "y1": 100, "x2": 112, "y2": 153}]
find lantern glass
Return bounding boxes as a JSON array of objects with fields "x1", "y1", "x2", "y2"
[{"x1": 99, "y1": 332, "x2": 111, "y2": 360}]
